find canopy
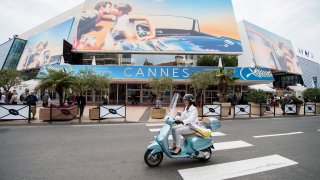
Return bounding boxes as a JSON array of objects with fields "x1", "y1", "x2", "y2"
[
  {"x1": 288, "y1": 85, "x2": 306, "y2": 92},
  {"x1": 248, "y1": 84, "x2": 276, "y2": 93}
]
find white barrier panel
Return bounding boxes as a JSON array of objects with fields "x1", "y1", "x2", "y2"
[
  {"x1": 203, "y1": 105, "x2": 221, "y2": 116},
  {"x1": 0, "y1": 105, "x2": 29, "y2": 120},
  {"x1": 285, "y1": 104, "x2": 296, "y2": 114},
  {"x1": 305, "y1": 104, "x2": 316, "y2": 113},
  {"x1": 100, "y1": 105, "x2": 126, "y2": 119},
  {"x1": 235, "y1": 105, "x2": 251, "y2": 116}
]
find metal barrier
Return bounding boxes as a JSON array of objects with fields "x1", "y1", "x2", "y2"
[
  {"x1": 99, "y1": 105, "x2": 126, "y2": 122},
  {"x1": 0, "y1": 104, "x2": 31, "y2": 123},
  {"x1": 202, "y1": 104, "x2": 222, "y2": 119},
  {"x1": 284, "y1": 104, "x2": 297, "y2": 115},
  {"x1": 234, "y1": 104, "x2": 251, "y2": 118},
  {"x1": 260, "y1": 104, "x2": 276, "y2": 117},
  {"x1": 304, "y1": 103, "x2": 316, "y2": 115}
]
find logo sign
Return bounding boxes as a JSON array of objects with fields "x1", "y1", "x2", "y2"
[
  {"x1": 0, "y1": 105, "x2": 29, "y2": 120},
  {"x1": 203, "y1": 105, "x2": 221, "y2": 116},
  {"x1": 239, "y1": 67, "x2": 274, "y2": 81},
  {"x1": 285, "y1": 104, "x2": 297, "y2": 114},
  {"x1": 100, "y1": 105, "x2": 126, "y2": 119},
  {"x1": 235, "y1": 105, "x2": 251, "y2": 115},
  {"x1": 305, "y1": 104, "x2": 316, "y2": 113}
]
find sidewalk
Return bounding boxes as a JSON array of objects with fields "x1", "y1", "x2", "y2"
[{"x1": 0, "y1": 104, "x2": 318, "y2": 126}]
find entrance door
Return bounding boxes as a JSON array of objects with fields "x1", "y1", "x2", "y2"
[{"x1": 127, "y1": 84, "x2": 141, "y2": 105}]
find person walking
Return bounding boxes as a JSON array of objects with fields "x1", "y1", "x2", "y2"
[
  {"x1": 11, "y1": 90, "x2": 18, "y2": 105},
  {"x1": 102, "y1": 93, "x2": 109, "y2": 105},
  {"x1": 42, "y1": 91, "x2": 50, "y2": 107},
  {"x1": 20, "y1": 88, "x2": 30, "y2": 104},
  {"x1": 0, "y1": 92, "x2": 6, "y2": 105},
  {"x1": 25, "y1": 91, "x2": 38, "y2": 119},
  {"x1": 76, "y1": 93, "x2": 86, "y2": 119},
  {"x1": 6, "y1": 91, "x2": 13, "y2": 104}
]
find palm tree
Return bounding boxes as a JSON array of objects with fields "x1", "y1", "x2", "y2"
[
  {"x1": 36, "y1": 68, "x2": 74, "y2": 106},
  {"x1": 213, "y1": 67, "x2": 238, "y2": 103}
]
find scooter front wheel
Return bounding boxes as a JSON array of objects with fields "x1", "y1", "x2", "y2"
[
  {"x1": 144, "y1": 149, "x2": 163, "y2": 167},
  {"x1": 199, "y1": 147, "x2": 212, "y2": 161}
]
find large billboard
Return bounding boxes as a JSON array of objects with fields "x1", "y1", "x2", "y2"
[
  {"x1": 17, "y1": 18, "x2": 74, "y2": 70},
  {"x1": 244, "y1": 21, "x2": 301, "y2": 74},
  {"x1": 73, "y1": 0, "x2": 242, "y2": 54}
]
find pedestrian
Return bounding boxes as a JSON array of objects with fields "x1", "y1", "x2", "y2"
[
  {"x1": 6, "y1": 91, "x2": 13, "y2": 104},
  {"x1": 76, "y1": 93, "x2": 86, "y2": 118},
  {"x1": 155, "y1": 97, "x2": 163, "y2": 108},
  {"x1": 102, "y1": 93, "x2": 109, "y2": 105},
  {"x1": 0, "y1": 92, "x2": 6, "y2": 104},
  {"x1": 11, "y1": 90, "x2": 18, "y2": 105},
  {"x1": 20, "y1": 88, "x2": 30, "y2": 104},
  {"x1": 25, "y1": 91, "x2": 38, "y2": 119},
  {"x1": 42, "y1": 90, "x2": 50, "y2": 107}
]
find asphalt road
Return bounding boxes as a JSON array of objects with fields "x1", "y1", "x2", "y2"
[{"x1": 0, "y1": 116, "x2": 319, "y2": 180}]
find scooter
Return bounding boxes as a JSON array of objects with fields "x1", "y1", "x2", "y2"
[{"x1": 144, "y1": 93, "x2": 221, "y2": 167}]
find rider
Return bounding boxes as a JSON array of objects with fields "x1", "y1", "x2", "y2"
[{"x1": 171, "y1": 94, "x2": 199, "y2": 155}]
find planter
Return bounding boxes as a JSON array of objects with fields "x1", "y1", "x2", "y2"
[
  {"x1": 89, "y1": 108, "x2": 100, "y2": 120},
  {"x1": 151, "y1": 108, "x2": 166, "y2": 119},
  {"x1": 39, "y1": 106, "x2": 79, "y2": 121},
  {"x1": 249, "y1": 102, "x2": 265, "y2": 116},
  {"x1": 317, "y1": 103, "x2": 320, "y2": 114},
  {"x1": 214, "y1": 102, "x2": 231, "y2": 117}
]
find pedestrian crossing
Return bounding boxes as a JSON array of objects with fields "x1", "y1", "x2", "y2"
[{"x1": 145, "y1": 123, "x2": 299, "y2": 180}]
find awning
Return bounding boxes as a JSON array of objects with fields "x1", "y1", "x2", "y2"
[
  {"x1": 248, "y1": 84, "x2": 276, "y2": 93},
  {"x1": 288, "y1": 85, "x2": 306, "y2": 92}
]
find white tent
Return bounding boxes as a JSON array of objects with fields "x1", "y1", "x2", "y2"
[{"x1": 248, "y1": 84, "x2": 276, "y2": 93}]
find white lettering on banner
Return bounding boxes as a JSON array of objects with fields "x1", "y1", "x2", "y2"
[
  {"x1": 173, "y1": 68, "x2": 179, "y2": 78},
  {"x1": 183, "y1": 68, "x2": 189, "y2": 78},
  {"x1": 161, "y1": 68, "x2": 168, "y2": 77},
  {"x1": 148, "y1": 68, "x2": 156, "y2": 77},
  {"x1": 124, "y1": 68, "x2": 132, "y2": 77},
  {"x1": 136, "y1": 68, "x2": 144, "y2": 77}
]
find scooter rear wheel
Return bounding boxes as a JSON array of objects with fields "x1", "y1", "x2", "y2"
[
  {"x1": 144, "y1": 149, "x2": 163, "y2": 167},
  {"x1": 199, "y1": 147, "x2": 212, "y2": 161}
]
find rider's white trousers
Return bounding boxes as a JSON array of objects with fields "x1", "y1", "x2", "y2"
[{"x1": 172, "y1": 125, "x2": 195, "y2": 148}]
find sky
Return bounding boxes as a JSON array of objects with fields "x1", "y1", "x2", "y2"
[{"x1": 0, "y1": 0, "x2": 319, "y2": 62}]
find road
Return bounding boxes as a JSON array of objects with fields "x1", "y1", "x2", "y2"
[{"x1": 0, "y1": 116, "x2": 319, "y2": 180}]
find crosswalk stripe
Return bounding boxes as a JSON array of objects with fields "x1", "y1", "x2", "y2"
[
  {"x1": 146, "y1": 123, "x2": 164, "y2": 127},
  {"x1": 253, "y1": 132, "x2": 303, "y2": 138},
  {"x1": 178, "y1": 154, "x2": 298, "y2": 180},
  {"x1": 317, "y1": 129, "x2": 320, "y2": 132},
  {"x1": 149, "y1": 128, "x2": 161, "y2": 132},
  {"x1": 213, "y1": 140, "x2": 253, "y2": 151}
]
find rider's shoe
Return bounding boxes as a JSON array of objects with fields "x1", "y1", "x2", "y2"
[{"x1": 171, "y1": 149, "x2": 181, "y2": 155}]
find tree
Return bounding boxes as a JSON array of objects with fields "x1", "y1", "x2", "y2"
[
  {"x1": 221, "y1": 55, "x2": 238, "y2": 67},
  {"x1": 197, "y1": 55, "x2": 219, "y2": 66},
  {"x1": 148, "y1": 77, "x2": 174, "y2": 100},
  {"x1": 73, "y1": 68, "x2": 111, "y2": 95},
  {"x1": 36, "y1": 68, "x2": 74, "y2": 106},
  {"x1": 0, "y1": 69, "x2": 25, "y2": 93},
  {"x1": 190, "y1": 70, "x2": 214, "y2": 106},
  {"x1": 302, "y1": 88, "x2": 320, "y2": 103},
  {"x1": 213, "y1": 67, "x2": 238, "y2": 102}
]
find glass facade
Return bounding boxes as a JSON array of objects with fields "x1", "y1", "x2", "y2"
[
  {"x1": 0, "y1": 39, "x2": 14, "y2": 69},
  {"x1": 1, "y1": 38, "x2": 26, "y2": 69}
]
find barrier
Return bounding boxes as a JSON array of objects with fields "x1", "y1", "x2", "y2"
[
  {"x1": 304, "y1": 103, "x2": 316, "y2": 115},
  {"x1": 260, "y1": 104, "x2": 276, "y2": 117},
  {"x1": 284, "y1": 104, "x2": 297, "y2": 115},
  {"x1": 99, "y1": 105, "x2": 126, "y2": 122},
  {"x1": 234, "y1": 104, "x2": 251, "y2": 118},
  {"x1": 202, "y1": 104, "x2": 221, "y2": 119},
  {"x1": 0, "y1": 105, "x2": 31, "y2": 123}
]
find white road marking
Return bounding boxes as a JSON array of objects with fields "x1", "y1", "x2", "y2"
[
  {"x1": 318, "y1": 129, "x2": 320, "y2": 132},
  {"x1": 146, "y1": 123, "x2": 164, "y2": 127},
  {"x1": 149, "y1": 128, "x2": 161, "y2": 132},
  {"x1": 211, "y1": 132, "x2": 226, "y2": 136},
  {"x1": 178, "y1": 154, "x2": 298, "y2": 180},
  {"x1": 253, "y1": 132, "x2": 303, "y2": 138},
  {"x1": 213, "y1": 140, "x2": 253, "y2": 151}
]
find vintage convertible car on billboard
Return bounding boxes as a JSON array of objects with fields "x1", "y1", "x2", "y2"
[{"x1": 76, "y1": 15, "x2": 242, "y2": 53}]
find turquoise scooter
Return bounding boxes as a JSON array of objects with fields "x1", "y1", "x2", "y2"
[{"x1": 144, "y1": 93, "x2": 221, "y2": 167}]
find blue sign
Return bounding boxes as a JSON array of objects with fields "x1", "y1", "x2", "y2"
[{"x1": 38, "y1": 65, "x2": 274, "y2": 81}]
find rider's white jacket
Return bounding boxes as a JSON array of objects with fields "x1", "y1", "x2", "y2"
[{"x1": 175, "y1": 105, "x2": 199, "y2": 127}]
